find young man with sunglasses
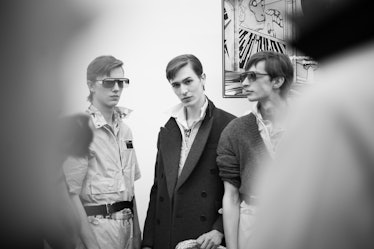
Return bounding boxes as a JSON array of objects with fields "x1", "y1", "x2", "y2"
[
  {"x1": 216, "y1": 51, "x2": 294, "y2": 249},
  {"x1": 63, "y1": 55, "x2": 141, "y2": 249}
]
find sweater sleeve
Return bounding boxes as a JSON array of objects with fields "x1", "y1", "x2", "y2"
[{"x1": 216, "y1": 121, "x2": 241, "y2": 188}]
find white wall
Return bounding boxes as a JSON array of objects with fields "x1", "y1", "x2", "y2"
[{"x1": 61, "y1": 0, "x2": 252, "y2": 230}]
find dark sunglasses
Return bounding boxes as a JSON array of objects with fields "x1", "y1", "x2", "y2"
[
  {"x1": 96, "y1": 78, "x2": 130, "y2": 88},
  {"x1": 239, "y1": 71, "x2": 269, "y2": 82}
]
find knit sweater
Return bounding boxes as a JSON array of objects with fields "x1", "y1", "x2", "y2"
[{"x1": 217, "y1": 113, "x2": 270, "y2": 201}]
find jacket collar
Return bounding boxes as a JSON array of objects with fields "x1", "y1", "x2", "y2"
[{"x1": 87, "y1": 105, "x2": 132, "y2": 129}]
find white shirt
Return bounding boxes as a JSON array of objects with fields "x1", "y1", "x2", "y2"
[
  {"x1": 252, "y1": 102, "x2": 285, "y2": 158},
  {"x1": 170, "y1": 98, "x2": 209, "y2": 176}
]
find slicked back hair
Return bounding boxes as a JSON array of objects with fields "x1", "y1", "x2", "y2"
[{"x1": 166, "y1": 54, "x2": 203, "y2": 81}]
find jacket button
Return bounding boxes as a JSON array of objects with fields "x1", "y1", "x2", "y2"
[
  {"x1": 159, "y1": 196, "x2": 164, "y2": 202},
  {"x1": 156, "y1": 219, "x2": 160, "y2": 225},
  {"x1": 200, "y1": 215, "x2": 207, "y2": 222},
  {"x1": 201, "y1": 191, "x2": 207, "y2": 198}
]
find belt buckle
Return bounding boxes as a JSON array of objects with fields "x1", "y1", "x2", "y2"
[{"x1": 105, "y1": 203, "x2": 111, "y2": 215}]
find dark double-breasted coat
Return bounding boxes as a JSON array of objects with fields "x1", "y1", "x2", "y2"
[{"x1": 142, "y1": 100, "x2": 235, "y2": 249}]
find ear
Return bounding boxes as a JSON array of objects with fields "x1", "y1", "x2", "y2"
[
  {"x1": 87, "y1": 80, "x2": 95, "y2": 92},
  {"x1": 200, "y1": 73, "x2": 206, "y2": 90},
  {"x1": 272, "y1": 76, "x2": 285, "y2": 90}
]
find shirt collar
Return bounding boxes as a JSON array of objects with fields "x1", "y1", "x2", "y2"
[
  {"x1": 252, "y1": 102, "x2": 287, "y2": 134},
  {"x1": 169, "y1": 97, "x2": 208, "y2": 127},
  {"x1": 87, "y1": 105, "x2": 133, "y2": 129},
  {"x1": 252, "y1": 102, "x2": 271, "y2": 132}
]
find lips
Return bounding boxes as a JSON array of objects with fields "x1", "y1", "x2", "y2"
[
  {"x1": 242, "y1": 89, "x2": 253, "y2": 95},
  {"x1": 182, "y1": 96, "x2": 192, "y2": 102}
]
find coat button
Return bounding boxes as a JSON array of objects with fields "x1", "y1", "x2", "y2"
[
  {"x1": 200, "y1": 215, "x2": 207, "y2": 222},
  {"x1": 159, "y1": 196, "x2": 164, "y2": 202},
  {"x1": 156, "y1": 219, "x2": 160, "y2": 225},
  {"x1": 201, "y1": 191, "x2": 207, "y2": 198}
]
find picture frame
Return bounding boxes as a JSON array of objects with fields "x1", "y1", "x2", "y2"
[{"x1": 222, "y1": 0, "x2": 295, "y2": 97}]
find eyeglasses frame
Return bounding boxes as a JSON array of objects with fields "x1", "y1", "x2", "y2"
[
  {"x1": 95, "y1": 77, "x2": 130, "y2": 88},
  {"x1": 239, "y1": 71, "x2": 270, "y2": 83}
]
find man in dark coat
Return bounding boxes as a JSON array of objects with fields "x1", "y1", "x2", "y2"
[{"x1": 142, "y1": 54, "x2": 235, "y2": 249}]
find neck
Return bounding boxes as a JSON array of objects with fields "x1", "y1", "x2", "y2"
[
  {"x1": 92, "y1": 100, "x2": 115, "y2": 125},
  {"x1": 185, "y1": 95, "x2": 206, "y2": 125},
  {"x1": 258, "y1": 95, "x2": 287, "y2": 124}
]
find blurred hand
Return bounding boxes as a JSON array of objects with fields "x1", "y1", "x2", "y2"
[{"x1": 196, "y1": 230, "x2": 223, "y2": 249}]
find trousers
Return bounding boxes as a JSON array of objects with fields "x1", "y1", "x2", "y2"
[{"x1": 77, "y1": 208, "x2": 134, "y2": 249}]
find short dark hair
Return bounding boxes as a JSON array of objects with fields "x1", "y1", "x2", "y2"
[
  {"x1": 86, "y1": 55, "x2": 123, "y2": 102},
  {"x1": 166, "y1": 54, "x2": 203, "y2": 81},
  {"x1": 245, "y1": 51, "x2": 294, "y2": 97}
]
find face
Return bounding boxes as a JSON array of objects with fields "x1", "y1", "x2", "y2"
[
  {"x1": 169, "y1": 64, "x2": 205, "y2": 109},
  {"x1": 89, "y1": 66, "x2": 124, "y2": 108},
  {"x1": 242, "y1": 60, "x2": 275, "y2": 102}
]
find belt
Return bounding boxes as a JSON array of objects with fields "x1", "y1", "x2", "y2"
[{"x1": 84, "y1": 200, "x2": 133, "y2": 217}]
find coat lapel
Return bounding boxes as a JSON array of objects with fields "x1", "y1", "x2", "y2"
[
  {"x1": 160, "y1": 120, "x2": 181, "y2": 199},
  {"x1": 175, "y1": 103, "x2": 214, "y2": 191}
]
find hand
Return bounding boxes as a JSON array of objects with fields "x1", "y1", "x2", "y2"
[{"x1": 196, "y1": 230, "x2": 223, "y2": 249}]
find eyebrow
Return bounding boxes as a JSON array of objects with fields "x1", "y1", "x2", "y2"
[{"x1": 170, "y1": 76, "x2": 193, "y2": 84}]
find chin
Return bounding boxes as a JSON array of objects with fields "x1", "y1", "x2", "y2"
[
  {"x1": 183, "y1": 100, "x2": 197, "y2": 108},
  {"x1": 246, "y1": 95, "x2": 258, "y2": 102},
  {"x1": 106, "y1": 101, "x2": 119, "y2": 107}
]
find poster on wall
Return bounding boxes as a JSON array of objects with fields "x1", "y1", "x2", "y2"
[{"x1": 222, "y1": 0, "x2": 292, "y2": 97}]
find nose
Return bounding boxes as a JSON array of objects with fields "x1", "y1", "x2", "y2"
[
  {"x1": 241, "y1": 77, "x2": 250, "y2": 87},
  {"x1": 180, "y1": 84, "x2": 188, "y2": 95},
  {"x1": 112, "y1": 82, "x2": 120, "y2": 91}
]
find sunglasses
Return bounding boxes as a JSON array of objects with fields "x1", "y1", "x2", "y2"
[
  {"x1": 239, "y1": 71, "x2": 269, "y2": 82},
  {"x1": 96, "y1": 78, "x2": 130, "y2": 88}
]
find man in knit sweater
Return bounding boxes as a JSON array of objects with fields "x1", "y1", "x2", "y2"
[{"x1": 216, "y1": 51, "x2": 294, "y2": 249}]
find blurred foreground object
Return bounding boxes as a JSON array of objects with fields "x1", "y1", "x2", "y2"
[
  {"x1": 291, "y1": 0, "x2": 374, "y2": 61},
  {"x1": 58, "y1": 114, "x2": 93, "y2": 159},
  {"x1": 248, "y1": 0, "x2": 374, "y2": 249},
  {"x1": 0, "y1": 0, "x2": 93, "y2": 248},
  {"x1": 44, "y1": 114, "x2": 94, "y2": 249}
]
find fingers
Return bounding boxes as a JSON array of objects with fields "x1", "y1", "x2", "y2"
[
  {"x1": 196, "y1": 235, "x2": 204, "y2": 246},
  {"x1": 196, "y1": 234, "x2": 208, "y2": 249},
  {"x1": 199, "y1": 240, "x2": 209, "y2": 249},
  {"x1": 196, "y1": 236, "x2": 217, "y2": 249},
  {"x1": 204, "y1": 240, "x2": 217, "y2": 249},
  {"x1": 196, "y1": 230, "x2": 223, "y2": 249}
]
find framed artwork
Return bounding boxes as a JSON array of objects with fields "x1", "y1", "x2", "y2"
[{"x1": 222, "y1": 0, "x2": 295, "y2": 97}]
